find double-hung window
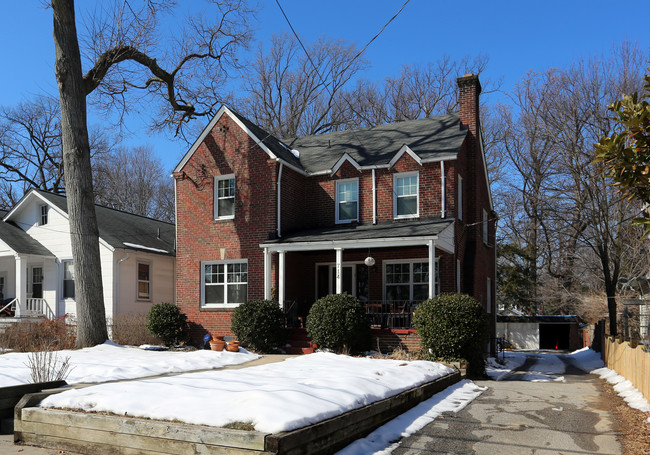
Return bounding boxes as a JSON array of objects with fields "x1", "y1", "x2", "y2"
[
  {"x1": 215, "y1": 175, "x2": 235, "y2": 219},
  {"x1": 39, "y1": 205, "x2": 48, "y2": 226},
  {"x1": 201, "y1": 260, "x2": 248, "y2": 307},
  {"x1": 137, "y1": 263, "x2": 151, "y2": 300},
  {"x1": 336, "y1": 179, "x2": 358, "y2": 223},
  {"x1": 63, "y1": 261, "x2": 75, "y2": 299},
  {"x1": 393, "y1": 172, "x2": 418, "y2": 218},
  {"x1": 385, "y1": 259, "x2": 439, "y2": 302}
]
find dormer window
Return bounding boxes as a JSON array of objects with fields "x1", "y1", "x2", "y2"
[
  {"x1": 393, "y1": 172, "x2": 419, "y2": 219},
  {"x1": 215, "y1": 175, "x2": 235, "y2": 219},
  {"x1": 336, "y1": 179, "x2": 358, "y2": 223},
  {"x1": 39, "y1": 205, "x2": 48, "y2": 226}
]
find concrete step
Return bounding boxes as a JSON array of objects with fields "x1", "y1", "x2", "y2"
[{"x1": 284, "y1": 346, "x2": 314, "y2": 355}]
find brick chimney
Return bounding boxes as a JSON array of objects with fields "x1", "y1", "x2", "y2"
[{"x1": 456, "y1": 73, "x2": 481, "y2": 138}]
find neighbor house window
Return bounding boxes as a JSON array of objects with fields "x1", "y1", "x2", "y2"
[
  {"x1": 63, "y1": 261, "x2": 75, "y2": 299},
  {"x1": 384, "y1": 259, "x2": 439, "y2": 302},
  {"x1": 336, "y1": 179, "x2": 358, "y2": 223},
  {"x1": 39, "y1": 205, "x2": 48, "y2": 226},
  {"x1": 214, "y1": 175, "x2": 235, "y2": 219},
  {"x1": 458, "y1": 175, "x2": 463, "y2": 221},
  {"x1": 393, "y1": 172, "x2": 419, "y2": 218},
  {"x1": 137, "y1": 263, "x2": 151, "y2": 300},
  {"x1": 483, "y1": 209, "x2": 489, "y2": 245},
  {"x1": 201, "y1": 260, "x2": 247, "y2": 307}
]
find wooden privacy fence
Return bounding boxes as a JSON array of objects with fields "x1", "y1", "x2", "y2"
[{"x1": 601, "y1": 337, "x2": 649, "y2": 403}]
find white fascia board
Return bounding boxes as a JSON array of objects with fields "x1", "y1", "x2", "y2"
[
  {"x1": 260, "y1": 233, "x2": 455, "y2": 254},
  {"x1": 389, "y1": 145, "x2": 422, "y2": 168},
  {"x1": 330, "y1": 153, "x2": 362, "y2": 176}
]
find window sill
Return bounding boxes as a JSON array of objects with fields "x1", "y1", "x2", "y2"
[
  {"x1": 200, "y1": 304, "x2": 241, "y2": 311},
  {"x1": 335, "y1": 219, "x2": 358, "y2": 224},
  {"x1": 213, "y1": 216, "x2": 235, "y2": 222},
  {"x1": 393, "y1": 215, "x2": 419, "y2": 220}
]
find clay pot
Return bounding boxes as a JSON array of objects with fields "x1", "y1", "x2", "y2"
[
  {"x1": 226, "y1": 341, "x2": 240, "y2": 352},
  {"x1": 212, "y1": 335, "x2": 225, "y2": 341},
  {"x1": 209, "y1": 340, "x2": 226, "y2": 351}
]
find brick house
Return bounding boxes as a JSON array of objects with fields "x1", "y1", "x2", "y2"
[{"x1": 173, "y1": 74, "x2": 496, "y2": 352}]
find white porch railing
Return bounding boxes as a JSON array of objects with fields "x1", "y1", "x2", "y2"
[
  {"x1": 0, "y1": 298, "x2": 16, "y2": 316},
  {"x1": 24, "y1": 298, "x2": 46, "y2": 317}
]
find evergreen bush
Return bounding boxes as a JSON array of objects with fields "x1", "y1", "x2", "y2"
[
  {"x1": 231, "y1": 299, "x2": 285, "y2": 353},
  {"x1": 146, "y1": 303, "x2": 188, "y2": 347},
  {"x1": 306, "y1": 293, "x2": 371, "y2": 354},
  {"x1": 413, "y1": 293, "x2": 488, "y2": 377}
]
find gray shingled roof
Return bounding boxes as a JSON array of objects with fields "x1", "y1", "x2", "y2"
[
  {"x1": 264, "y1": 218, "x2": 454, "y2": 244},
  {"x1": 0, "y1": 210, "x2": 54, "y2": 256},
  {"x1": 285, "y1": 113, "x2": 467, "y2": 174},
  {"x1": 36, "y1": 191, "x2": 175, "y2": 256}
]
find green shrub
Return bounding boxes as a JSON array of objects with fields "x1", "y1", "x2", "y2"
[
  {"x1": 146, "y1": 303, "x2": 188, "y2": 347},
  {"x1": 413, "y1": 293, "x2": 488, "y2": 377},
  {"x1": 306, "y1": 293, "x2": 371, "y2": 354},
  {"x1": 231, "y1": 299, "x2": 285, "y2": 353}
]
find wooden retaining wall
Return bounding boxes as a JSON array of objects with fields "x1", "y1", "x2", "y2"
[
  {"x1": 602, "y1": 337, "x2": 649, "y2": 403},
  {"x1": 0, "y1": 381, "x2": 67, "y2": 419},
  {"x1": 14, "y1": 372, "x2": 460, "y2": 455}
]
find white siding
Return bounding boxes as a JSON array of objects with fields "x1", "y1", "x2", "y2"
[{"x1": 497, "y1": 322, "x2": 539, "y2": 350}]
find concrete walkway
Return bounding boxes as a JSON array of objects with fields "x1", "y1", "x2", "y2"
[{"x1": 392, "y1": 352, "x2": 622, "y2": 455}]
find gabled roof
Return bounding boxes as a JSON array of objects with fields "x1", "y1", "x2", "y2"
[
  {"x1": 5, "y1": 190, "x2": 175, "y2": 256},
  {"x1": 0, "y1": 209, "x2": 54, "y2": 256},
  {"x1": 174, "y1": 106, "x2": 468, "y2": 177}
]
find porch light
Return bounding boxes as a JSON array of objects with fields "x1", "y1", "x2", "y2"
[{"x1": 364, "y1": 256, "x2": 376, "y2": 267}]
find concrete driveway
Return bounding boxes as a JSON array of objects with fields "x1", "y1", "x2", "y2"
[{"x1": 392, "y1": 352, "x2": 622, "y2": 455}]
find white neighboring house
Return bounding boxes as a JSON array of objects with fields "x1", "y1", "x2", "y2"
[{"x1": 0, "y1": 189, "x2": 175, "y2": 323}]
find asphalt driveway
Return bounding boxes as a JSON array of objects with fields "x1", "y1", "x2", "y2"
[{"x1": 392, "y1": 352, "x2": 622, "y2": 455}]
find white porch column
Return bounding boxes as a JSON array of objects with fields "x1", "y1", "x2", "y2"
[
  {"x1": 335, "y1": 248, "x2": 343, "y2": 294},
  {"x1": 428, "y1": 240, "x2": 436, "y2": 299},
  {"x1": 14, "y1": 254, "x2": 25, "y2": 317},
  {"x1": 263, "y1": 248, "x2": 272, "y2": 300},
  {"x1": 278, "y1": 251, "x2": 285, "y2": 310}
]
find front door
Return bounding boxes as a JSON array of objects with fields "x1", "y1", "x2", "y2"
[{"x1": 316, "y1": 264, "x2": 368, "y2": 301}]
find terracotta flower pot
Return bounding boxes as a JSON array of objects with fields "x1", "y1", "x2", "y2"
[
  {"x1": 226, "y1": 341, "x2": 240, "y2": 352},
  {"x1": 212, "y1": 335, "x2": 225, "y2": 341},
  {"x1": 209, "y1": 340, "x2": 226, "y2": 351}
]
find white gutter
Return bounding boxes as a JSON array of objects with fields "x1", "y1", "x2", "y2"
[
  {"x1": 114, "y1": 252, "x2": 130, "y2": 325},
  {"x1": 372, "y1": 168, "x2": 377, "y2": 224},
  {"x1": 441, "y1": 161, "x2": 446, "y2": 218},
  {"x1": 277, "y1": 163, "x2": 283, "y2": 238}
]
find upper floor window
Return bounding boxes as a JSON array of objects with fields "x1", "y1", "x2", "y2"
[
  {"x1": 39, "y1": 205, "x2": 48, "y2": 226},
  {"x1": 214, "y1": 175, "x2": 235, "y2": 219},
  {"x1": 137, "y1": 263, "x2": 151, "y2": 300},
  {"x1": 63, "y1": 261, "x2": 75, "y2": 299},
  {"x1": 483, "y1": 209, "x2": 489, "y2": 245},
  {"x1": 458, "y1": 175, "x2": 463, "y2": 221},
  {"x1": 393, "y1": 172, "x2": 419, "y2": 219},
  {"x1": 201, "y1": 260, "x2": 248, "y2": 307},
  {"x1": 336, "y1": 179, "x2": 358, "y2": 223}
]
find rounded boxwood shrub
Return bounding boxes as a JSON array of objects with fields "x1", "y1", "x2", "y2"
[
  {"x1": 146, "y1": 302, "x2": 189, "y2": 347},
  {"x1": 306, "y1": 293, "x2": 371, "y2": 354},
  {"x1": 231, "y1": 299, "x2": 285, "y2": 353},
  {"x1": 413, "y1": 293, "x2": 488, "y2": 377}
]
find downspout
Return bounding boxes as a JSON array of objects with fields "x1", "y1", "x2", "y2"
[
  {"x1": 277, "y1": 163, "x2": 283, "y2": 238},
  {"x1": 114, "y1": 252, "x2": 130, "y2": 327},
  {"x1": 441, "y1": 161, "x2": 446, "y2": 218},
  {"x1": 372, "y1": 168, "x2": 377, "y2": 224}
]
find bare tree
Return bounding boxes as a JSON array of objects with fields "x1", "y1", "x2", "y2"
[
  {"x1": 51, "y1": 0, "x2": 252, "y2": 346},
  {"x1": 93, "y1": 145, "x2": 174, "y2": 222}
]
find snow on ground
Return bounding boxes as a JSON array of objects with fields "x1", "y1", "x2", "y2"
[
  {"x1": 337, "y1": 380, "x2": 486, "y2": 455},
  {"x1": 0, "y1": 341, "x2": 259, "y2": 386},
  {"x1": 592, "y1": 367, "x2": 650, "y2": 414},
  {"x1": 40, "y1": 353, "x2": 454, "y2": 434}
]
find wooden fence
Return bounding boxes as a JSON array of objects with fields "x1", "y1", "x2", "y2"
[{"x1": 601, "y1": 337, "x2": 649, "y2": 403}]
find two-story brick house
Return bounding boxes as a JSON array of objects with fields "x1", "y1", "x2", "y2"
[{"x1": 173, "y1": 74, "x2": 496, "y2": 352}]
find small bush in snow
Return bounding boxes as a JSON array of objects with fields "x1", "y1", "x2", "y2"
[
  {"x1": 306, "y1": 293, "x2": 371, "y2": 354},
  {"x1": 146, "y1": 303, "x2": 188, "y2": 347},
  {"x1": 413, "y1": 293, "x2": 488, "y2": 377},
  {"x1": 231, "y1": 299, "x2": 285, "y2": 353},
  {"x1": 25, "y1": 346, "x2": 73, "y2": 383}
]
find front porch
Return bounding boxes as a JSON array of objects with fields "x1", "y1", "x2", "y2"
[{"x1": 0, "y1": 254, "x2": 57, "y2": 319}]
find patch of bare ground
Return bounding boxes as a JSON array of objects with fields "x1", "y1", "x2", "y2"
[{"x1": 601, "y1": 379, "x2": 650, "y2": 454}]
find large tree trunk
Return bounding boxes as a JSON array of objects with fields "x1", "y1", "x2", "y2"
[
  {"x1": 53, "y1": 0, "x2": 108, "y2": 347},
  {"x1": 605, "y1": 282, "x2": 618, "y2": 337}
]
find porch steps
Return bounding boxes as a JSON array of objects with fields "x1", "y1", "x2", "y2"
[{"x1": 284, "y1": 328, "x2": 314, "y2": 355}]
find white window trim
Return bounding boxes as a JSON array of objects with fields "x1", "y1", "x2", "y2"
[
  {"x1": 458, "y1": 175, "x2": 463, "y2": 221},
  {"x1": 39, "y1": 204, "x2": 48, "y2": 226},
  {"x1": 335, "y1": 178, "x2": 359, "y2": 224},
  {"x1": 214, "y1": 174, "x2": 235, "y2": 220},
  {"x1": 200, "y1": 259, "x2": 248, "y2": 308},
  {"x1": 383, "y1": 258, "x2": 440, "y2": 301},
  {"x1": 393, "y1": 171, "x2": 419, "y2": 219},
  {"x1": 137, "y1": 262, "x2": 151, "y2": 301}
]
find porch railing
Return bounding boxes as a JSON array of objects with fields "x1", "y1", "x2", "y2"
[
  {"x1": 365, "y1": 300, "x2": 420, "y2": 330},
  {"x1": 0, "y1": 298, "x2": 16, "y2": 316},
  {"x1": 24, "y1": 298, "x2": 47, "y2": 317}
]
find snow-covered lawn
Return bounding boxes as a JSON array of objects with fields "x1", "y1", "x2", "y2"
[
  {"x1": 0, "y1": 341, "x2": 259, "y2": 386},
  {"x1": 40, "y1": 353, "x2": 455, "y2": 434}
]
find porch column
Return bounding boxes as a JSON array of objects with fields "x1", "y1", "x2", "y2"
[
  {"x1": 14, "y1": 254, "x2": 25, "y2": 317},
  {"x1": 428, "y1": 240, "x2": 436, "y2": 299},
  {"x1": 335, "y1": 248, "x2": 343, "y2": 294},
  {"x1": 263, "y1": 248, "x2": 272, "y2": 300},
  {"x1": 278, "y1": 251, "x2": 285, "y2": 310}
]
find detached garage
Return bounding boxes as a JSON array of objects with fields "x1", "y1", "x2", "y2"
[{"x1": 497, "y1": 315, "x2": 584, "y2": 351}]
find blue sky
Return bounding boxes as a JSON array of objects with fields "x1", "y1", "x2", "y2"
[{"x1": 0, "y1": 1, "x2": 648, "y2": 170}]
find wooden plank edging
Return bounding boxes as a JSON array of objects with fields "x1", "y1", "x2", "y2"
[{"x1": 0, "y1": 380, "x2": 67, "y2": 419}]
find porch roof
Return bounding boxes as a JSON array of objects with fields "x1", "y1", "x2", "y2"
[
  {"x1": 260, "y1": 218, "x2": 455, "y2": 253},
  {"x1": 0, "y1": 210, "x2": 53, "y2": 257}
]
